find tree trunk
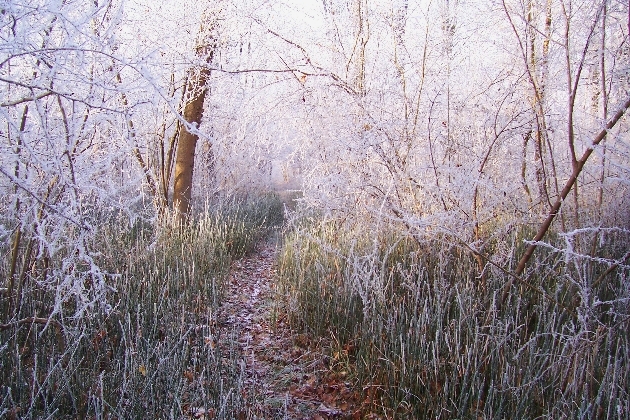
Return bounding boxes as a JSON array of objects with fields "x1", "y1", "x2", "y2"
[
  {"x1": 349, "y1": 0, "x2": 369, "y2": 95},
  {"x1": 173, "y1": 73, "x2": 209, "y2": 223},
  {"x1": 173, "y1": 17, "x2": 215, "y2": 224}
]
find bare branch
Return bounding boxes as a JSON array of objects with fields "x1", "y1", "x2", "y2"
[
  {"x1": 0, "y1": 317, "x2": 63, "y2": 332},
  {"x1": 0, "y1": 167, "x2": 88, "y2": 229},
  {"x1": 0, "y1": 91, "x2": 53, "y2": 107},
  {"x1": 499, "y1": 95, "x2": 630, "y2": 307}
]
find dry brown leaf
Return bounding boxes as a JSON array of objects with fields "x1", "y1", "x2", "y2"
[{"x1": 318, "y1": 402, "x2": 342, "y2": 415}]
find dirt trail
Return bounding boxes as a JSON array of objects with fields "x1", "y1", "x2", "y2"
[{"x1": 217, "y1": 240, "x2": 361, "y2": 419}]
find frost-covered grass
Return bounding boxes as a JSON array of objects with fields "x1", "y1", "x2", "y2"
[
  {"x1": 276, "y1": 219, "x2": 630, "y2": 418},
  {"x1": 0, "y1": 193, "x2": 284, "y2": 419}
]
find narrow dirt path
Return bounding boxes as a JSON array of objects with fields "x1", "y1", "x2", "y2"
[{"x1": 216, "y1": 240, "x2": 361, "y2": 419}]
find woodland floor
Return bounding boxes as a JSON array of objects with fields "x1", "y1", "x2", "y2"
[{"x1": 216, "y1": 238, "x2": 368, "y2": 420}]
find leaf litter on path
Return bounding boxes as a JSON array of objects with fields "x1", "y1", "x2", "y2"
[{"x1": 216, "y1": 240, "x2": 366, "y2": 419}]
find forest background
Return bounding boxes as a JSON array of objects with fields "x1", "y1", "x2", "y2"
[{"x1": 1, "y1": 0, "x2": 629, "y2": 418}]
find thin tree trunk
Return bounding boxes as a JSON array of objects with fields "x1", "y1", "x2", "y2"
[
  {"x1": 347, "y1": 0, "x2": 369, "y2": 95},
  {"x1": 499, "y1": 95, "x2": 630, "y2": 308},
  {"x1": 514, "y1": 95, "x2": 630, "y2": 277}
]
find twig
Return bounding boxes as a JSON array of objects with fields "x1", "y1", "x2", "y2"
[
  {"x1": 1, "y1": 91, "x2": 53, "y2": 107},
  {"x1": 463, "y1": 242, "x2": 576, "y2": 316},
  {"x1": 0, "y1": 316, "x2": 63, "y2": 332},
  {"x1": 592, "y1": 250, "x2": 630, "y2": 289},
  {"x1": 0, "y1": 167, "x2": 89, "y2": 229}
]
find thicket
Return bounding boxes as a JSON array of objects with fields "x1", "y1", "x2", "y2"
[
  {"x1": 0, "y1": 194, "x2": 283, "y2": 419},
  {"x1": 276, "y1": 216, "x2": 630, "y2": 418}
]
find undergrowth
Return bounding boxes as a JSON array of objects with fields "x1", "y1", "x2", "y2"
[
  {"x1": 0, "y1": 193, "x2": 284, "y2": 419},
  {"x1": 276, "y1": 218, "x2": 630, "y2": 419}
]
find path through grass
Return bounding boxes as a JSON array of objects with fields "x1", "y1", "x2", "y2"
[{"x1": 218, "y1": 239, "x2": 364, "y2": 419}]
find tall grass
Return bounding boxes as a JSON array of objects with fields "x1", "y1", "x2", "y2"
[
  {"x1": 0, "y1": 193, "x2": 284, "y2": 419},
  {"x1": 276, "y1": 219, "x2": 630, "y2": 418}
]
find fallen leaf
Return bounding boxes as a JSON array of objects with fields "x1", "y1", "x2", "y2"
[
  {"x1": 204, "y1": 336, "x2": 216, "y2": 349},
  {"x1": 318, "y1": 403, "x2": 342, "y2": 416}
]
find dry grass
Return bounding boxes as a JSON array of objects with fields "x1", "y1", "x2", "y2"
[
  {"x1": 276, "y1": 219, "x2": 630, "y2": 418},
  {"x1": 0, "y1": 194, "x2": 284, "y2": 419}
]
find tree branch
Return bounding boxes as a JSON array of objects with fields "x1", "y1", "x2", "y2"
[
  {"x1": 499, "y1": 95, "x2": 630, "y2": 306},
  {"x1": 1, "y1": 91, "x2": 52, "y2": 107}
]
